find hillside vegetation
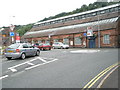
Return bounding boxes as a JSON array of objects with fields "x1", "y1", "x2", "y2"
[{"x1": 16, "y1": 1, "x2": 119, "y2": 36}]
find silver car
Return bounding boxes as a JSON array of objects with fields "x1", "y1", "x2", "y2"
[
  {"x1": 4, "y1": 43, "x2": 40, "y2": 60},
  {"x1": 52, "y1": 42, "x2": 69, "y2": 49}
]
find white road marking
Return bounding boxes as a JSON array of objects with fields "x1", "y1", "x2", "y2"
[
  {"x1": 0, "y1": 75, "x2": 8, "y2": 80},
  {"x1": 25, "y1": 59, "x2": 58, "y2": 70},
  {"x1": 8, "y1": 57, "x2": 39, "y2": 72},
  {"x1": 9, "y1": 68, "x2": 17, "y2": 72},
  {"x1": 37, "y1": 57, "x2": 47, "y2": 63},
  {"x1": 70, "y1": 50, "x2": 100, "y2": 53},
  {"x1": 27, "y1": 62, "x2": 35, "y2": 65},
  {"x1": 8, "y1": 57, "x2": 57, "y2": 72}
]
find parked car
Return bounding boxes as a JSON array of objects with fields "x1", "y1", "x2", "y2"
[
  {"x1": 34, "y1": 43, "x2": 51, "y2": 50},
  {"x1": 52, "y1": 42, "x2": 69, "y2": 49},
  {"x1": 4, "y1": 43, "x2": 40, "y2": 60}
]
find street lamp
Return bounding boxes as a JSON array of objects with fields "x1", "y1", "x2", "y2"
[{"x1": 97, "y1": 15, "x2": 100, "y2": 48}]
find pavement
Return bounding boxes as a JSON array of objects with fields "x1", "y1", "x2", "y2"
[{"x1": 100, "y1": 65, "x2": 119, "y2": 89}]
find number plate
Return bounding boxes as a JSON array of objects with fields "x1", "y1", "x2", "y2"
[{"x1": 8, "y1": 50, "x2": 13, "y2": 53}]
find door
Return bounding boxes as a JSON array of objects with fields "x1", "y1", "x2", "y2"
[{"x1": 88, "y1": 36, "x2": 96, "y2": 48}]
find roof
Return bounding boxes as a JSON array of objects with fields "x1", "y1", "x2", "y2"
[
  {"x1": 34, "y1": 4, "x2": 119, "y2": 25},
  {"x1": 24, "y1": 17, "x2": 118, "y2": 38}
]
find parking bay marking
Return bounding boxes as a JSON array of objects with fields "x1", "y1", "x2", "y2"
[
  {"x1": 25, "y1": 58, "x2": 58, "y2": 70},
  {"x1": 0, "y1": 75, "x2": 9, "y2": 80},
  {"x1": 8, "y1": 57, "x2": 58, "y2": 72}
]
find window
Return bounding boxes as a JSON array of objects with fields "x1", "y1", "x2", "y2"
[
  {"x1": 97, "y1": 11, "x2": 100, "y2": 15},
  {"x1": 103, "y1": 34, "x2": 110, "y2": 44},
  {"x1": 110, "y1": 8, "x2": 115, "y2": 12},
  {"x1": 114, "y1": 7, "x2": 118, "y2": 11},
  {"x1": 91, "y1": 12, "x2": 97, "y2": 16},
  {"x1": 63, "y1": 38, "x2": 69, "y2": 45},
  {"x1": 8, "y1": 43, "x2": 20, "y2": 49},
  {"x1": 74, "y1": 16, "x2": 79, "y2": 20},
  {"x1": 74, "y1": 37, "x2": 82, "y2": 45},
  {"x1": 100, "y1": 10, "x2": 105, "y2": 14},
  {"x1": 105, "y1": 9, "x2": 109, "y2": 13}
]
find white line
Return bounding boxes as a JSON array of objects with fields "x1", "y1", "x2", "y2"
[
  {"x1": 25, "y1": 59, "x2": 58, "y2": 70},
  {"x1": 27, "y1": 62, "x2": 35, "y2": 65},
  {"x1": 0, "y1": 75, "x2": 8, "y2": 80},
  {"x1": 8, "y1": 68, "x2": 17, "y2": 72},
  {"x1": 37, "y1": 57, "x2": 47, "y2": 63},
  {"x1": 8, "y1": 57, "x2": 38, "y2": 70}
]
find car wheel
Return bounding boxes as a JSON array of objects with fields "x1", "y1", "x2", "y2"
[
  {"x1": 49, "y1": 48, "x2": 51, "y2": 50},
  {"x1": 21, "y1": 53, "x2": 26, "y2": 60},
  {"x1": 7, "y1": 57, "x2": 12, "y2": 60},
  {"x1": 36, "y1": 50, "x2": 40, "y2": 56}
]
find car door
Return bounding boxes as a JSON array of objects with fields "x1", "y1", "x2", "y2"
[
  {"x1": 27, "y1": 44, "x2": 36, "y2": 56},
  {"x1": 22, "y1": 44, "x2": 31, "y2": 56}
]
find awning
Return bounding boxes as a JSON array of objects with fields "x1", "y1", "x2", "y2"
[{"x1": 24, "y1": 17, "x2": 118, "y2": 38}]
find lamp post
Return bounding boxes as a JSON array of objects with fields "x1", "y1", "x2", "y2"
[{"x1": 98, "y1": 15, "x2": 100, "y2": 48}]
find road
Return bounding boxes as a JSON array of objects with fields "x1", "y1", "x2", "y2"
[{"x1": 1, "y1": 48, "x2": 119, "y2": 88}]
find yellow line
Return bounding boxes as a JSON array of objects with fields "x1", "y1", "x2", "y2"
[
  {"x1": 88, "y1": 64, "x2": 117, "y2": 88},
  {"x1": 83, "y1": 62, "x2": 118, "y2": 89}
]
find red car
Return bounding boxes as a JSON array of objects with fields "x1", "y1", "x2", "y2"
[{"x1": 34, "y1": 43, "x2": 51, "y2": 50}]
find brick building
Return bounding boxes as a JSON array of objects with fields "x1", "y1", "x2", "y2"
[{"x1": 23, "y1": 4, "x2": 120, "y2": 48}]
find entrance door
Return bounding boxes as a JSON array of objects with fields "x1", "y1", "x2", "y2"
[{"x1": 88, "y1": 36, "x2": 96, "y2": 48}]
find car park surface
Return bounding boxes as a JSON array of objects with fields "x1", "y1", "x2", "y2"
[{"x1": 1, "y1": 48, "x2": 119, "y2": 88}]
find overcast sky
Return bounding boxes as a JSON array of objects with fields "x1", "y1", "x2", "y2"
[{"x1": 0, "y1": 0, "x2": 98, "y2": 27}]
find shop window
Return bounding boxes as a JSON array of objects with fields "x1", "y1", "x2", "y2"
[
  {"x1": 74, "y1": 37, "x2": 82, "y2": 45},
  {"x1": 103, "y1": 34, "x2": 110, "y2": 44},
  {"x1": 63, "y1": 38, "x2": 69, "y2": 45}
]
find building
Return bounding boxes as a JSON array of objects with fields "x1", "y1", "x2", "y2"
[
  {"x1": 1, "y1": 26, "x2": 17, "y2": 46},
  {"x1": 23, "y1": 4, "x2": 120, "y2": 48}
]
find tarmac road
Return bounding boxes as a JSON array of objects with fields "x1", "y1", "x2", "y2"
[{"x1": 1, "y1": 48, "x2": 119, "y2": 88}]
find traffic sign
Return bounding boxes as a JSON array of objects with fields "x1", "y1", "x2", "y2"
[
  {"x1": 10, "y1": 32, "x2": 14, "y2": 36},
  {"x1": 83, "y1": 33, "x2": 87, "y2": 36}
]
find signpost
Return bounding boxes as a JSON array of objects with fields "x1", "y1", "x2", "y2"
[{"x1": 9, "y1": 24, "x2": 15, "y2": 43}]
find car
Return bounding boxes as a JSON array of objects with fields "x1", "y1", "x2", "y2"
[
  {"x1": 34, "y1": 43, "x2": 51, "y2": 50},
  {"x1": 52, "y1": 42, "x2": 69, "y2": 49},
  {"x1": 4, "y1": 43, "x2": 40, "y2": 60}
]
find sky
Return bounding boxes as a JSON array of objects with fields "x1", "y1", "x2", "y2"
[{"x1": 0, "y1": 0, "x2": 99, "y2": 27}]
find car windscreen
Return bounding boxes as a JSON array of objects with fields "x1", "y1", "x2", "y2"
[
  {"x1": 8, "y1": 44, "x2": 20, "y2": 49},
  {"x1": 43, "y1": 43, "x2": 50, "y2": 46}
]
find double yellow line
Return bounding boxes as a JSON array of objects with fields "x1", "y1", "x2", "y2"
[{"x1": 82, "y1": 62, "x2": 119, "y2": 89}]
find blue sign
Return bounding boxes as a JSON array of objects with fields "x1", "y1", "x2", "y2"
[
  {"x1": 83, "y1": 33, "x2": 87, "y2": 36},
  {"x1": 10, "y1": 32, "x2": 14, "y2": 36}
]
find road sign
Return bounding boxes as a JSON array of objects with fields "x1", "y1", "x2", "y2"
[
  {"x1": 83, "y1": 33, "x2": 87, "y2": 36},
  {"x1": 16, "y1": 36, "x2": 20, "y2": 43},
  {"x1": 10, "y1": 32, "x2": 14, "y2": 36}
]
